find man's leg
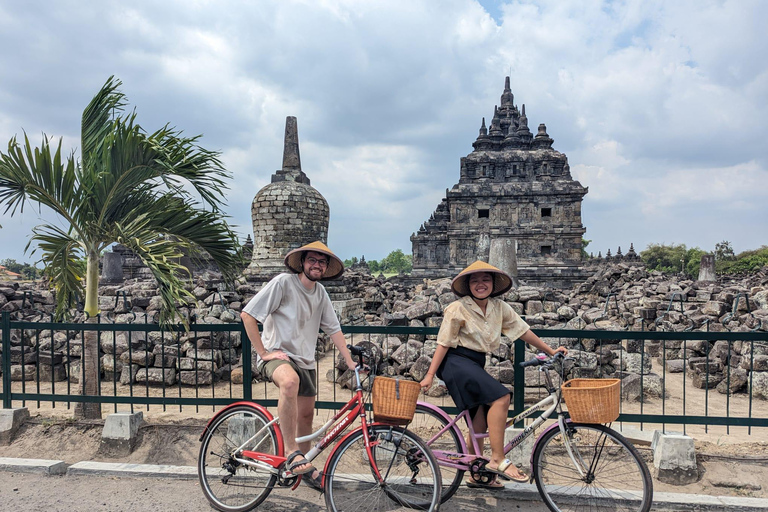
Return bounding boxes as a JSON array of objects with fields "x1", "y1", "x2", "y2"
[
  {"x1": 271, "y1": 364, "x2": 313, "y2": 472},
  {"x1": 296, "y1": 395, "x2": 316, "y2": 454}
]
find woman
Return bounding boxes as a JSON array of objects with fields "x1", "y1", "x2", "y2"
[{"x1": 419, "y1": 261, "x2": 567, "y2": 488}]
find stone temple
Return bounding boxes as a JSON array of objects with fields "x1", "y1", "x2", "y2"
[
  {"x1": 410, "y1": 77, "x2": 589, "y2": 287},
  {"x1": 244, "y1": 116, "x2": 330, "y2": 281}
]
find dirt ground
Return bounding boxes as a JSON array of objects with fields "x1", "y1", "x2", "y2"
[{"x1": 2, "y1": 354, "x2": 767, "y2": 500}]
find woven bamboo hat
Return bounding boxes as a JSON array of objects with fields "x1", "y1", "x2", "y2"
[
  {"x1": 451, "y1": 260, "x2": 513, "y2": 298},
  {"x1": 284, "y1": 241, "x2": 344, "y2": 280}
]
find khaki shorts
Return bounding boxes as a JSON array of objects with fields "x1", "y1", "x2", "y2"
[{"x1": 258, "y1": 358, "x2": 317, "y2": 397}]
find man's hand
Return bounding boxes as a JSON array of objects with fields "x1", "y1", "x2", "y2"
[{"x1": 261, "y1": 349, "x2": 290, "y2": 362}]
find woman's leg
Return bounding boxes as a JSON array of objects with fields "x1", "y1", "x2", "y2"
[
  {"x1": 466, "y1": 406, "x2": 505, "y2": 487},
  {"x1": 466, "y1": 407, "x2": 488, "y2": 456},
  {"x1": 486, "y1": 393, "x2": 525, "y2": 478}
]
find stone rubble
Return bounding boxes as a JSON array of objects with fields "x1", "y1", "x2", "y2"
[{"x1": 1, "y1": 261, "x2": 766, "y2": 402}]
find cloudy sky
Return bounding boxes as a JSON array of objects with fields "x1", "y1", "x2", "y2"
[{"x1": 1, "y1": 0, "x2": 766, "y2": 266}]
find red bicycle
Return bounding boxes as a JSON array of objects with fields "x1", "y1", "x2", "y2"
[{"x1": 198, "y1": 345, "x2": 442, "y2": 512}]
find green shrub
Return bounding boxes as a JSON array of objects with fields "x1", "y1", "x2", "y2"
[{"x1": 717, "y1": 246, "x2": 768, "y2": 274}]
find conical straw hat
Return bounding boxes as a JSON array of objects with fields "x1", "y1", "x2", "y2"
[
  {"x1": 450, "y1": 260, "x2": 512, "y2": 297},
  {"x1": 284, "y1": 241, "x2": 344, "y2": 280}
]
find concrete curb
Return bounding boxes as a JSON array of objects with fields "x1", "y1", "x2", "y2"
[
  {"x1": 0, "y1": 458, "x2": 767, "y2": 511},
  {"x1": 0, "y1": 457, "x2": 68, "y2": 475},
  {"x1": 66, "y1": 461, "x2": 198, "y2": 480}
]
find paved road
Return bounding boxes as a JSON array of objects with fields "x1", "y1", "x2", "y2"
[{"x1": 0, "y1": 472, "x2": 552, "y2": 512}]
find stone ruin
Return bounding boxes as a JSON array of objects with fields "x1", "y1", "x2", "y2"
[
  {"x1": 2, "y1": 260, "x2": 767, "y2": 403},
  {"x1": 243, "y1": 116, "x2": 330, "y2": 282},
  {"x1": 411, "y1": 77, "x2": 589, "y2": 288}
]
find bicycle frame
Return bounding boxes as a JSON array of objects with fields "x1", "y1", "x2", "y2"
[
  {"x1": 417, "y1": 364, "x2": 565, "y2": 473},
  {"x1": 201, "y1": 365, "x2": 386, "y2": 486}
]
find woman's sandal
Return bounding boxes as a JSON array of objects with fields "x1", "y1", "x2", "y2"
[
  {"x1": 285, "y1": 450, "x2": 316, "y2": 475},
  {"x1": 485, "y1": 458, "x2": 530, "y2": 483},
  {"x1": 465, "y1": 477, "x2": 504, "y2": 490}
]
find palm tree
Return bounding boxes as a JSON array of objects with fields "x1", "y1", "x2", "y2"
[{"x1": 0, "y1": 76, "x2": 243, "y2": 418}]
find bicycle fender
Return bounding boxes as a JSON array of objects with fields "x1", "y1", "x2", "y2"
[{"x1": 199, "y1": 401, "x2": 277, "y2": 442}]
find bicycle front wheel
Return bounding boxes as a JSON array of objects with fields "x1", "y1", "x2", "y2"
[
  {"x1": 325, "y1": 424, "x2": 442, "y2": 512},
  {"x1": 198, "y1": 405, "x2": 280, "y2": 512},
  {"x1": 409, "y1": 403, "x2": 465, "y2": 503},
  {"x1": 532, "y1": 422, "x2": 653, "y2": 512}
]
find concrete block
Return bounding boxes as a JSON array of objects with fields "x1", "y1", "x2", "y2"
[
  {"x1": 100, "y1": 411, "x2": 144, "y2": 456},
  {"x1": 504, "y1": 426, "x2": 535, "y2": 473},
  {"x1": 0, "y1": 407, "x2": 30, "y2": 445},
  {"x1": 0, "y1": 457, "x2": 68, "y2": 475},
  {"x1": 652, "y1": 431, "x2": 698, "y2": 485}
]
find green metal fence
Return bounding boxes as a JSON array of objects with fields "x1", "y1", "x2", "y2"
[{"x1": 1, "y1": 311, "x2": 766, "y2": 432}]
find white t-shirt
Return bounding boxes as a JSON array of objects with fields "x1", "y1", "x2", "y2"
[{"x1": 242, "y1": 273, "x2": 341, "y2": 369}]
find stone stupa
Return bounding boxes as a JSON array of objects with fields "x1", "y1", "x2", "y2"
[{"x1": 243, "y1": 116, "x2": 330, "y2": 282}]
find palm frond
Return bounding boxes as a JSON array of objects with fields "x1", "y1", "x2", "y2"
[
  {"x1": 114, "y1": 221, "x2": 196, "y2": 326},
  {"x1": 0, "y1": 134, "x2": 81, "y2": 229},
  {"x1": 31, "y1": 224, "x2": 85, "y2": 320},
  {"x1": 122, "y1": 194, "x2": 243, "y2": 283},
  {"x1": 146, "y1": 125, "x2": 230, "y2": 209},
  {"x1": 81, "y1": 76, "x2": 127, "y2": 162}
]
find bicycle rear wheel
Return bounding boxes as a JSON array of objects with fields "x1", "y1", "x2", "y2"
[
  {"x1": 532, "y1": 422, "x2": 653, "y2": 512},
  {"x1": 409, "y1": 403, "x2": 465, "y2": 503},
  {"x1": 324, "y1": 424, "x2": 442, "y2": 512},
  {"x1": 198, "y1": 405, "x2": 280, "y2": 512}
]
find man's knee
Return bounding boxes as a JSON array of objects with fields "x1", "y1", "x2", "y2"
[{"x1": 272, "y1": 366, "x2": 300, "y2": 395}]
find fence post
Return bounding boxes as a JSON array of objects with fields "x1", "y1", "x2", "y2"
[
  {"x1": 241, "y1": 322, "x2": 252, "y2": 402},
  {"x1": 2, "y1": 311, "x2": 11, "y2": 409},
  {"x1": 513, "y1": 336, "x2": 525, "y2": 427}
]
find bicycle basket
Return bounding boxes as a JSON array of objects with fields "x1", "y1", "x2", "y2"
[
  {"x1": 372, "y1": 376, "x2": 420, "y2": 424},
  {"x1": 562, "y1": 378, "x2": 620, "y2": 423}
]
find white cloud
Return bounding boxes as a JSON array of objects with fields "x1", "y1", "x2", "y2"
[{"x1": 0, "y1": 0, "x2": 766, "y2": 264}]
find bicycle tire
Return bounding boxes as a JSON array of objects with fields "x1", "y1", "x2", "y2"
[
  {"x1": 324, "y1": 424, "x2": 442, "y2": 512},
  {"x1": 410, "y1": 403, "x2": 465, "y2": 503},
  {"x1": 198, "y1": 405, "x2": 280, "y2": 512},
  {"x1": 532, "y1": 422, "x2": 653, "y2": 512}
]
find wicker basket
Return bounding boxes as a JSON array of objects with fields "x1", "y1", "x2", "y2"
[
  {"x1": 372, "y1": 376, "x2": 420, "y2": 424},
  {"x1": 562, "y1": 378, "x2": 620, "y2": 424}
]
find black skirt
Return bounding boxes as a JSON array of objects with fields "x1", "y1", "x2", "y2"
[{"x1": 437, "y1": 346, "x2": 511, "y2": 417}]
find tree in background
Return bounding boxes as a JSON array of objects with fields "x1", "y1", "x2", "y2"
[
  {"x1": 717, "y1": 246, "x2": 768, "y2": 274},
  {"x1": 0, "y1": 258, "x2": 40, "y2": 279},
  {"x1": 640, "y1": 243, "x2": 706, "y2": 277},
  {"x1": 715, "y1": 240, "x2": 736, "y2": 262},
  {"x1": 0, "y1": 76, "x2": 242, "y2": 418},
  {"x1": 581, "y1": 238, "x2": 592, "y2": 259},
  {"x1": 359, "y1": 250, "x2": 412, "y2": 274},
  {"x1": 378, "y1": 249, "x2": 412, "y2": 274},
  {"x1": 343, "y1": 256, "x2": 359, "y2": 268}
]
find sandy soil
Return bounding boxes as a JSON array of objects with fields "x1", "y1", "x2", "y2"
[{"x1": 2, "y1": 354, "x2": 767, "y2": 500}]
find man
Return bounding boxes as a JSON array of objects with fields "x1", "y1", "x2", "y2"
[{"x1": 240, "y1": 241, "x2": 356, "y2": 490}]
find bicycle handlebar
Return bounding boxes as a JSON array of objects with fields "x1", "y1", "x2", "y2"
[
  {"x1": 518, "y1": 351, "x2": 567, "y2": 369},
  {"x1": 347, "y1": 344, "x2": 372, "y2": 372}
]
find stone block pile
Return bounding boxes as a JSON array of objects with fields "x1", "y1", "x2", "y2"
[{"x1": 2, "y1": 262, "x2": 767, "y2": 403}]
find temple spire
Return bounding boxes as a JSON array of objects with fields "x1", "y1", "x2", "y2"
[
  {"x1": 500, "y1": 76, "x2": 514, "y2": 106},
  {"x1": 272, "y1": 116, "x2": 310, "y2": 184},
  {"x1": 282, "y1": 116, "x2": 301, "y2": 172},
  {"x1": 489, "y1": 106, "x2": 503, "y2": 136},
  {"x1": 478, "y1": 117, "x2": 488, "y2": 137}
]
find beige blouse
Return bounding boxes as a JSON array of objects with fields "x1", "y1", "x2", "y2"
[{"x1": 437, "y1": 296, "x2": 530, "y2": 353}]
